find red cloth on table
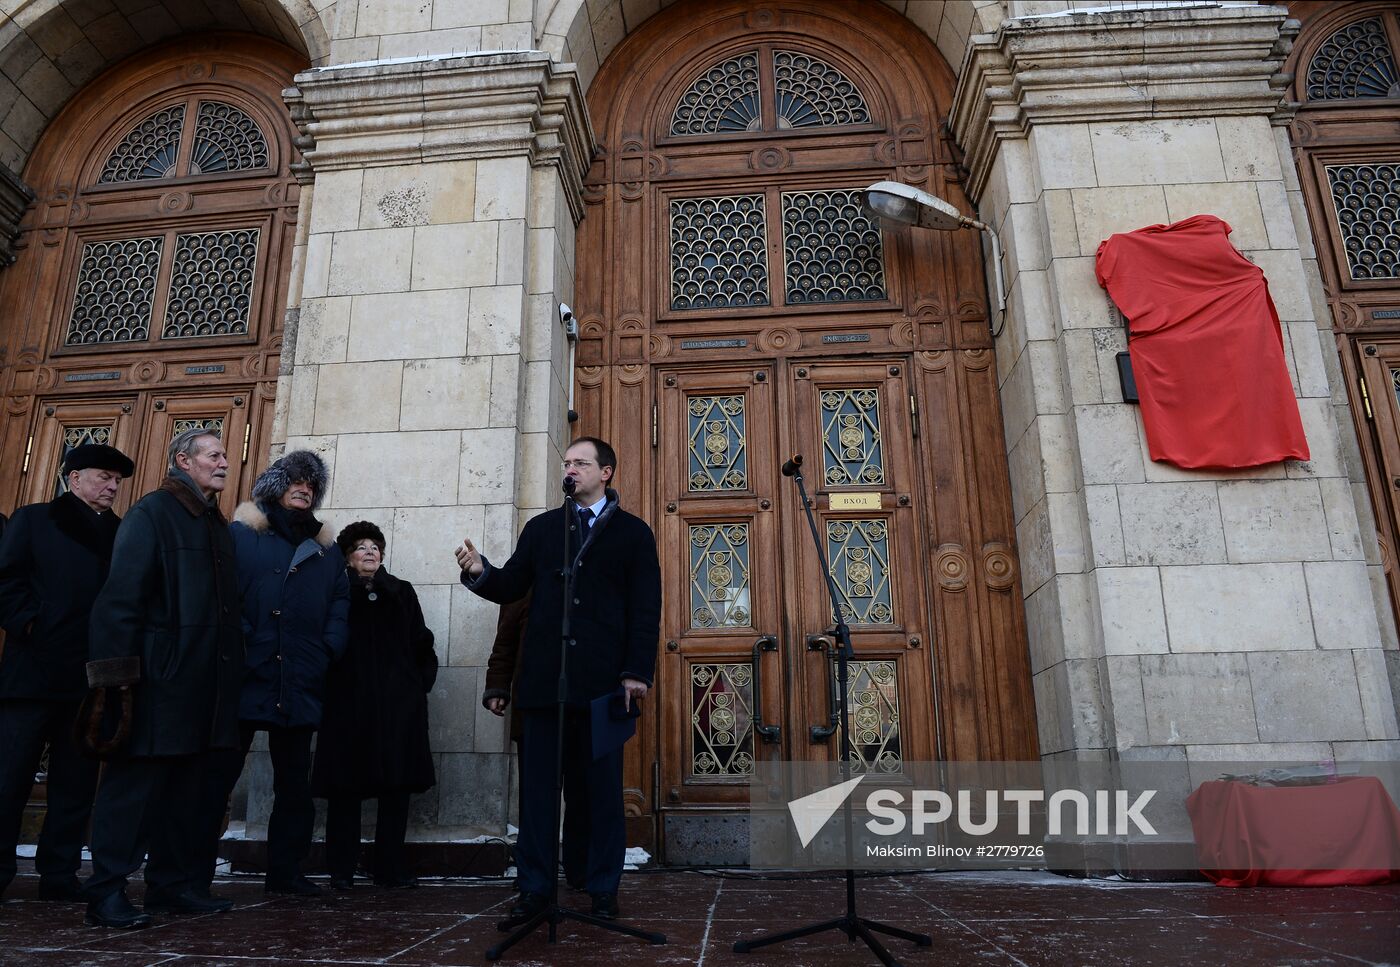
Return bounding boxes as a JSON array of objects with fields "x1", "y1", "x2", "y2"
[
  {"x1": 1185, "y1": 777, "x2": 1400, "y2": 887},
  {"x1": 1095, "y1": 214, "x2": 1309, "y2": 470}
]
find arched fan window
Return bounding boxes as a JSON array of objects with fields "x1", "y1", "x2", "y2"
[
  {"x1": 62, "y1": 93, "x2": 281, "y2": 348},
  {"x1": 1307, "y1": 15, "x2": 1400, "y2": 101},
  {"x1": 98, "y1": 98, "x2": 270, "y2": 183},
  {"x1": 670, "y1": 47, "x2": 872, "y2": 136}
]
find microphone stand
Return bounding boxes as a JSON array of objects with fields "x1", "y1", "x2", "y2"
[
  {"x1": 734, "y1": 455, "x2": 931, "y2": 967},
  {"x1": 487, "y1": 477, "x2": 667, "y2": 960}
]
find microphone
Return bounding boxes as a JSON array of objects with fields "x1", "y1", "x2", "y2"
[
  {"x1": 781, "y1": 454, "x2": 803, "y2": 477},
  {"x1": 562, "y1": 475, "x2": 577, "y2": 495}
]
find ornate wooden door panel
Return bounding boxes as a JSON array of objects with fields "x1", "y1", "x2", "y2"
[
  {"x1": 655, "y1": 357, "x2": 934, "y2": 814},
  {"x1": 22, "y1": 399, "x2": 139, "y2": 507}
]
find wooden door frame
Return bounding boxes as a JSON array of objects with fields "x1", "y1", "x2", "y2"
[
  {"x1": 0, "y1": 32, "x2": 304, "y2": 516},
  {"x1": 576, "y1": 0, "x2": 1038, "y2": 854}
]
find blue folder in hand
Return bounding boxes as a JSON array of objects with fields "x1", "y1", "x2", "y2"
[{"x1": 590, "y1": 687, "x2": 641, "y2": 760}]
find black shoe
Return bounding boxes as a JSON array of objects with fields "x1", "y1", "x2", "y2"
[
  {"x1": 507, "y1": 891, "x2": 547, "y2": 921},
  {"x1": 265, "y1": 876, "x2": 323, "y2": 897},
  {"x1": 38, "y1": 876, "x2": 85, "y2": 902},
  {"x1": 329, "y1": 877, "x2": 354, "y2": 892},
  {"x1": 373, "y1": 874, "x2": 419, "y2": 889},
  {"x1": 590, "y1": 892, "x2": 619, "y2": 920},
  {"x1": 86, "y1": 890, "x2": 154, "y2": 929},
  {"x1": 144, "y1": 889, "x2": 234, "y2": 914}
]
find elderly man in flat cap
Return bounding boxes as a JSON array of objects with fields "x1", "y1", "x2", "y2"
[{"x1": 0, "y1": 443, "x2": 133, "y2": 903}]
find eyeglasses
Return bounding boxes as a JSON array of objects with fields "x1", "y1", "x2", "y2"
[{"x1": 562, "y1": 459, "x2": 596, "y2": 470}]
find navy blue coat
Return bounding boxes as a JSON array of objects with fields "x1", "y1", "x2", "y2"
[
  {"x1": 230, "y1": 502, "x2": 349, "y2": 728},
  {"x1": 463, "y1": 490, "x2": 660, "y2": 710}
]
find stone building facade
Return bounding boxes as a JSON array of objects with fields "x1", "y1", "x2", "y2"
[{"x1": 0, "y1": 0, "x2": 1396, "y2": 865}]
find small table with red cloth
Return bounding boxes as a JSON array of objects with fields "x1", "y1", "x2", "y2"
[
  {"x1": 1185, "y1": 776, "x2": 1400, "y2": 887},
  {"x1": 1095, "y1": 213, "x2": 1309, "y2": 471}
]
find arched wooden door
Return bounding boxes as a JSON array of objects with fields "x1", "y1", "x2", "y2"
[
  {"x1": 575, "y1": 0, "x2": 1037, "y2": 862},
  {"x1": 0, "y1": 33, "x2": 305, "y2": 520}
]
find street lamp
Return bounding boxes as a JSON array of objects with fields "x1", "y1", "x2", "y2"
[{"x1": 858, "y1": 180, "x2": 1007, "y2": 335}]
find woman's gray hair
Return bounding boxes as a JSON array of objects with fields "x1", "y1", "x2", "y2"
[{"x1": 167, "y1": 427, "x2": 220, "y2": 473}]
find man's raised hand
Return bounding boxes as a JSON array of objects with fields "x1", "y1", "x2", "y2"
[{"x1": 455, "y1": 537, "x2": 483, "y2": 578}]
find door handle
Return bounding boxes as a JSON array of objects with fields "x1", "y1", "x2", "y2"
[
  {"x1": 807, "y1": 633, "x2": 839, "y2": 742},
  {"x1": 751, "y1": 635, "x2": 781, "y2": 744}
]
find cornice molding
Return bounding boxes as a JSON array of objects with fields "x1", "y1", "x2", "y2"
[
  {"x1": 283, "y1": 51, "x2": 596, "y2": 224},
  {"x1": 0, "y1": 163, "x2": 34, "y2": 268},
  {"x1": 950, "y1": 4, "x2": 1298, "y2": 201}
]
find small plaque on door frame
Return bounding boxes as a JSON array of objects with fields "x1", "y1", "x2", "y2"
[{"x1": 829, "y1": 492, "x2": 882, "y2": 510}]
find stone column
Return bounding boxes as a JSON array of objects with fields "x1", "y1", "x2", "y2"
[
  {"x1": 264, "y1": 51, "x2": 591, "y2": 838},
  {"x1": 950, "y1": 4, "x2": 1400, "y2": 774}
]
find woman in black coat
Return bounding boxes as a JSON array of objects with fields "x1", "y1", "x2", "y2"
[{"x1": 312, "y1": 521, "x2": 438, "y2": 889}]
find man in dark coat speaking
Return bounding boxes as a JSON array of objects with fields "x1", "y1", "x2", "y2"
[
  {"x1": 456, "y1": 436, "x2": 660, "y2": 923},
  {"x1": 81, "y1": 428, "x2": 243, "y2": 928},
  {"x1": 0, "y1": 443, "x2": 132, "y2": 903}
]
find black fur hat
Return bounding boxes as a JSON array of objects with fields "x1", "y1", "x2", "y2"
[
  {"x1": 336, "y1": 520, "x2": 385, "y2": 559},
  {"x1": 252, "y1": 449, "x2": 329, "y2": 510}
]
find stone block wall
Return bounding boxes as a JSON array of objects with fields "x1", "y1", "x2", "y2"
[
  {"x1": 236, "y1": 49, "x2": 592, "y2": 839},
  {"x1": 953, "y1": 3, "x2": 1400, "y2": 766}
]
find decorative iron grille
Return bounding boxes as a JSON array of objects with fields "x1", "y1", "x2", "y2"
[
  {"x1": 163, "y1": 229, "x2": 259, "y2": 337},
  {"x1": 670, "y1": 194, "x2": 770, "y2": 310},
  {"x1": 54, "y1": 425, "x2": 112, "y2": 498},
  {"x1": 689, "y1": 523, "x2": 752, "y2": 629},
  {"x1": 826, "y1": 518, "x2": 894, "y2": 625},
  {"x1": 65, "y1": 236, "x2": 164, "y2": 345},
  {"x1": 670, "y1": 51, "x2": 762, "y2": 135},
  {"x1": 1326, "y1": 163, "x2": 1400, "y2": 280},
  {"x1": 1307, "y1": 17, "x2": 1400, "y2": 100},
  {"x1": 781, "y1": 189, "x2": 886, "y2": 304},
  {"x1": 172, "y1": 418, "x2": 224, "y2": 438},
  {"x1": 99, "y1": 104, "x2": 185, "y2": 183},
  {"x1": 688, "y1": 395, "x2": 748, "y2": 491},
  {"x1": 691, "y1": 662, "x2": 756, "y2": 777},
  {"x1": 773, "y1": 50, "x2": 871, "y2": 128},
  {"x1": 843, "y1": 659, "x2": 901, "y2": 773},
  {"x1": 820, "y1": 388, "x2": 885, "y2": 485},
  {"x1": 191, "y1": 101, "x2": 269, "y2": 174}
]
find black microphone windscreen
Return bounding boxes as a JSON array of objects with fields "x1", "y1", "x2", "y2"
[
  {"x1": 781, "y1": 454, "x2": 803, "y2": 477},
  {"x1": 562, "y1": 475, "x2": 577, "y2": 494}
]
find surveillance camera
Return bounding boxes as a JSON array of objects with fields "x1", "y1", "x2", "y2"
[{"x1": 558, "y1": 303, "x2": 574, "y2": 323}]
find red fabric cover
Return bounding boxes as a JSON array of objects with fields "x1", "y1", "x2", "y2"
[
  {"x1": 1096, "y1": 214, "x2": 1309, "y2": 470},
  {"x1": 1185, "y1": 777, "x2": 1400, "y2": 887}
]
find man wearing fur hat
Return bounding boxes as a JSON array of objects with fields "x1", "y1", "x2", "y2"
[
  {"x1": 82, "y1": 429, "x2": 243, "y2": 928},
  {"x1": 0, "y1": 443, "x2": 132, "y2": 903},
  {"x1": 216, "y1": 449, "x2": 348, "y2": 896}
]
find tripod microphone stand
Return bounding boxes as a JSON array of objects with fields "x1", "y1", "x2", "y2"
[
  {"x1": 487, "y1": 475, "x2": 667, "y2": 960},
  {"x1": 733, "y1": 454, "x2": 931, "y2": 967}
]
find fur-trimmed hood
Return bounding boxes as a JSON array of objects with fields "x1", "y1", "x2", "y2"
[
  {"x1": 233, "y1": 501, "x2": 336, "y2": 547},
  {"x1": 251, "y1": 449, "x2": 329, "y2": 509}
]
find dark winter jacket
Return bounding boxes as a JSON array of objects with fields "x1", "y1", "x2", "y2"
[
  {"x1": 86, "y1": 476, "x2": 244, "y2": 755},
  {"x1": 311, "y1": 567, "x2": 438, "y2": 798},
  {"x1": 0, "y1": 493, "x2": 121, "y2": 701},
  {"x1": 483, "y1": 592, "x2": 529, "y2": 741},
  {"x1": 463, "y1": 490, "x2": 661, "y2": 709},
  {"x1": 230, "y1": 501, "x2": 349, "y2": 728}
]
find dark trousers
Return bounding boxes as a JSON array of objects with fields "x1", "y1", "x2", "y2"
[
  {"x1": 206, "y1": 722, "x2": 315, "y2": 885},
  {"x1": 516, "y1": 709, "x2": 624, "y2": 897},
  {"x1": 0, "y1": 699, "x2": 99, "y2": 891},
  {"x1": 85, "y1": 753, "x2": 203, "y2": 900},
  {"x1": 325, "y1": 792, "x2": 410, "y2": 882}
]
